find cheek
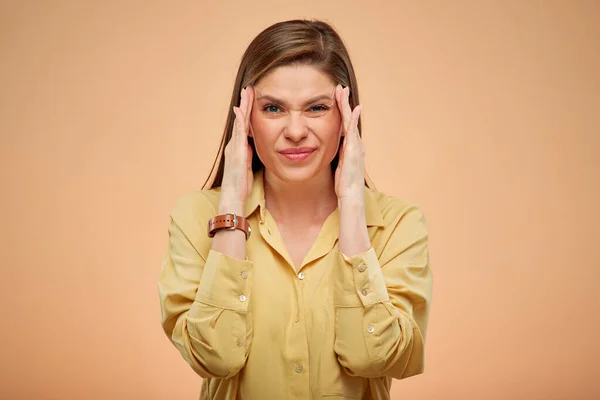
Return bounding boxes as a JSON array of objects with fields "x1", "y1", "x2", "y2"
[
  {"x1": 324, "y1": 110, "x2": 342, "y2": 137},
  {"x1": 250, "y1": 109, "x2": 278, "y2": 134},
  {"x1": 323, "y1": 113, "x2": 343, "y2": 142},
  {"x1": 249, "y1": 112, "x2": 277, "y2": 163}
]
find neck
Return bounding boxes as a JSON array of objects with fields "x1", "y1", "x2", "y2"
[{"x1": 263, "y1": 168, "x2": 338, "y2": 227}]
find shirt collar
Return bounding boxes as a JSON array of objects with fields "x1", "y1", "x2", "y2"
[{"x1": 244, "y1": 168, "x2": 384, "y2": 227}]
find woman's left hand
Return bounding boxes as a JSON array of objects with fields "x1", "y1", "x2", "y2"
[{"x1": 334, "y1": 84, "x2": 365, "y2": 202}]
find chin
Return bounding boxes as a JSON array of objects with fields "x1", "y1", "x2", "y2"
[
  {"x1": 279, "y1": 167, "x2": 315, "y2": 182},
  {"x1": 268, "y1": 162, "x2": 323, "y2": 183}
]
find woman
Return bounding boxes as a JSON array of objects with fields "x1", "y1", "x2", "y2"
[{"x1": 158, "y1": 19, "x2": 433, "y2": 400}]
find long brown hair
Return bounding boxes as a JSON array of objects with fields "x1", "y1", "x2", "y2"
[{"x1": 202, "y1": 19, "x2": 376, "y2": 190}]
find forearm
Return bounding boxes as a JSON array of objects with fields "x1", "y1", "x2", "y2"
[
  {"x1": 177, "y1": 248, "x2": 254, "y2": 379},
  {"x1": 334, "y1": 203, "x2": 432, "y2": 379},
  {"x1": 332, "y1": 245, "x2": 424, "y2": 379},
  {"x1": 338, "y1": 198, "x2": 370, "y2": 257},
  {"x1": 160, "y1": 194, "x2": 253, "y2": 379}
]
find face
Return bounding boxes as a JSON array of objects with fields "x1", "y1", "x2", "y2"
[{"x1": 249, "y1": 64, "x2": 343, "y2": 183}]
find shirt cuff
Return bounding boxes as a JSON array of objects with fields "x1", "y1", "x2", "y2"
[
  {"x1": 337, "y1": 246, "x2": 390, "y2": 307},
  {"x1": 195, "y1": 249, "x2": 253, "y2": 312}
]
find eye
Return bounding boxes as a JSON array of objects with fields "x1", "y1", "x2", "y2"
[
  {"x1": 310, "y1": 105, "x2": 329, "y2": 112},
  {"x1": 262, "y1": 104, "x2": 280, "y2": 113}
]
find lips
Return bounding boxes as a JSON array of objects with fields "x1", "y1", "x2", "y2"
[
  {"x1": 279, "y1": 147, "x2": 316, "y2": 154},
  {"x1": 278, "y1": 147, "x2": 316, "y2": 162}
]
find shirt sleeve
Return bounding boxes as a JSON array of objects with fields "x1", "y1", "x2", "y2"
[
  {"x1": 158, "y1": 194, "x2": 254, "y2": 379},
  {"x1": 333, "y1": 204, "x2": 433, "y2": 379}
]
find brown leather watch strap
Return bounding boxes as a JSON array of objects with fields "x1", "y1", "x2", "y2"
[{"x1": 207, "y1": 213, "x2": 251, "y2": 240}]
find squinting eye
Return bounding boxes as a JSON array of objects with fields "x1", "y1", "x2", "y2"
[
  {"x1": 261, "y1": 104, "x2": 329, "y2": 114},
  {"x1": 311, "y1": 105, "x2": 329, "y2": 112},
  {"x1": 262, "y1": 104, "x2": 280, "y2": 113}
]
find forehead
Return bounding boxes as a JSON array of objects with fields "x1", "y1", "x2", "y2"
[{"x1": 255, "y1": 65, "x2": 335, "y2": 99}]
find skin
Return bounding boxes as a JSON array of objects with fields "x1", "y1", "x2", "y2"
[
  {"x1": 248, "y1": 64, "x2": 363, "y2": 227},
  {"x1": 230, "y1": 64, "x2": 370, "y2": 257}
]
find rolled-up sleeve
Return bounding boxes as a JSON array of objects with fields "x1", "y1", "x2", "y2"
[
  {"x1": 158, "y1": 194, "x2": 253, "y2": 379},
  {"x1": 334, "y1": 205, "x2": 433, "y2": 379}
]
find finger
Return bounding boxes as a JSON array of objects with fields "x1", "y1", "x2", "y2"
[
  {"x1": 335, "y1": 84, "x2": 343, "y2": 112},
  {"x1": 233, "y1": 106, "x2": 245, "y2": 141},
  {"x1": 336, "y1": 85, "x2": 350, "y2": 135},
  {"x1": 338, "y1": 137, "x2": 345, "y2": 166},
  {"x1": 348, "y1": 104, "x2": 362, "y2": 138},
  {"x1": 244, "y1": 85, "x2": 254, "y2": 133},
  {"x1": 342, "y1": 86, "x2": 353, "y2": 132},
  {"x1": 239, "y1": 87, "x2": 247, "y2": 114},
  {"x1": 335, "y1": 85, "x2": 343, "y2": 121},
  {"x1": 231, "y1": 106, "x2": 239, "y2": 142}
]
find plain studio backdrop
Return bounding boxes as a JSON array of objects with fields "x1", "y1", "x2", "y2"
[{"x1": 1, "y1": 1, "x2": 598, "y2": 399}]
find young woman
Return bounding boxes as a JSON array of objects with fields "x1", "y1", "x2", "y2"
[{"x1": 158, "y1": 19, "x2": 433, "y2": 400}]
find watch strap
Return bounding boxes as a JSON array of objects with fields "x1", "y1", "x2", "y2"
[{"x1": 208, "y1": 213, "x2": 251, "y2": 240}]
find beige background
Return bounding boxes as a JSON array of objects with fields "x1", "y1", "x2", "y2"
[{"x1": 1, "y1": 0, "x2": 599, "y2": 399}]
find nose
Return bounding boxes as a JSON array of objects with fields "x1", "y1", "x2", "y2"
[{"x1": 283, "y1": 111, "x2": 308, "y2": 142}]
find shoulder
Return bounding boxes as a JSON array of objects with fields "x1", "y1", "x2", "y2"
[
  {"x1": 169, "y1": 188, "x2": 222, "y2": 223},
  {"x1": 167, "y1": 188, "x2": 223, "y2": 256},
  {"x1": 366, "y1": 187, "x2": 428, "y2": 233},
  {"x1": 366, "y1": 188, "x2": 430, "y2": 264}
]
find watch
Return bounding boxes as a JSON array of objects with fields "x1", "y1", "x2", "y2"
[{"x1": 207, "y1": 213, "x2": 251, "y2": 240}]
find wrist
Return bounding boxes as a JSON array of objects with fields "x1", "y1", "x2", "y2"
[
  {"x1": 217, "y1": 207, "x2": 245, "y2": 216},
  {"x1": 218, "y1": 200, "x2": 245, "y2": 216},
  {"x1": 338, "y1": 197, "x2": 364, "y2": 212}
]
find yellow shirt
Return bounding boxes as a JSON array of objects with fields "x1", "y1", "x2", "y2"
[{"x1": 158, "y1": 168, "x2": 433, "y2": 399}]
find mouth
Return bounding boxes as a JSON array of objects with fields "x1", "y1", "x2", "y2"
[{"x1": 278, "y1": 147, "x2": 316, "y2": 162}]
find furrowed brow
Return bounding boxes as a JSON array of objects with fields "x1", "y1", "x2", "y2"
[{"x1": 256, "y1": 94, "x2": 333, "y2": 106}]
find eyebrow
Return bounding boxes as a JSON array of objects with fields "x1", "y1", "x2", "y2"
[{"x1": 255, "y1": 94, "x2": 333, "y2": 106}]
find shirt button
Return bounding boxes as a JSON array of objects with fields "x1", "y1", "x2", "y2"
[
  {"x1": 295, "y1": 364, "x2": 303, "y2": 373},
  {"x1": 361, "y1": 289, "x2": 368, "y2": 296},
  {"x1": 241, "y1": 271, "x2": 248, "y2": 279},
  {"x1": 358, "y1": 263, "x2": 366, "y2": 272},
  {"x1": 298, "y1": 272, "x2": 305, "y2": 280},
  {"x1": 367, "y1": 326, "x2": 375, "y2": 333},
  {"x1": 239, "y1": 295, "x2": 246, "y2": 302},
  {"x1": 236, "y1": 338, "x2": 244, "y2": 346}
]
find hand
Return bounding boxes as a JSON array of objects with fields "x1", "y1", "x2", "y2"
[
  {"x1": 220, "y1": 85, "x2": 255, "y2": 207},
  {"x1": 334, "y1": 84, "x2": 364, "y2": 202}
]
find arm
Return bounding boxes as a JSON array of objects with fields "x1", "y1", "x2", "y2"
[
  {"x1": 158, "y1": 193, "x2": 253, "y2": 379},
  {"x1": 335, "y1": 201, "x2": 433, "y2": 379}
]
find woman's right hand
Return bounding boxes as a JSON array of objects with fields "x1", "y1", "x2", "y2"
[{"x1": 220, "y1": 85, "x2": 255, "y2": 209}]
